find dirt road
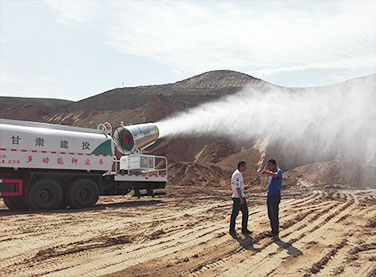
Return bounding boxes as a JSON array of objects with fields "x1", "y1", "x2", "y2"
[{"x1": 0, "y1": 188, "x2": 375, "y2": 277}]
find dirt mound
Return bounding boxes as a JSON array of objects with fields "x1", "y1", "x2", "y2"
[
  {"x1": 150, "y1": 136, "x2": 224, "y2": 163},
  {"x1": 168, "y1": 162, "x2": 225, "y2": 187},
  {"x1": 290, "y1": 158, "x2": 376, "y2": 188},
  {"x1": 194, "y1": 141, "x2": 233, "y2": 164},
  {"x1": 217, "y1": 142, "x2": 264, "y2": 177}
]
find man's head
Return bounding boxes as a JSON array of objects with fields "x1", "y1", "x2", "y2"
[
  {"x1": 238, "y1": 161, "x2": 247, "y2": 172},
  {"x1": 267, "y1": 159, "x2": 277, "y2": 171}
]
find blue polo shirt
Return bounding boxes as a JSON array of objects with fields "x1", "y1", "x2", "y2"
[{"x1": 267, "y1": 168, "x2": 283, "y2": 196}]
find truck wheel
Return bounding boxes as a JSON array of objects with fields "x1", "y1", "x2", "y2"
[
  {"x1": 68, "y1": 179, "x2": 99, "y2": 209},
  {"x1": 147, "y1": 188, "x2": 154, "y2": 198},
  {"x1": 28, "y1": 179, "x2": 63, "y2": 210},
  {"x1": 3, "y1": 196, "x2": 27, "y2": 211},
  {"x1": 134, "y1": 188, "x2": 141, "y2": 198},
  {"x1": 58, "y1": 199, "x2": 69, "y2": 209}
]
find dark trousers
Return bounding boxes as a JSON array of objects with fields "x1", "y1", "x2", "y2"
[
  {"x1": 267, "y1": 194, "x2": 281, "y2": 235},
  {"x1": 229, "y1": 197, "x2": 249, "y2": 231}
]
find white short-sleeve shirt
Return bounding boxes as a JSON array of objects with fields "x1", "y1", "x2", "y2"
[{"x1": 231, "y1": 169, "x2": 245, "y2": 198}]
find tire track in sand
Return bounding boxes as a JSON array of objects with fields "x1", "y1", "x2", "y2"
[
  {"x1": 246, "y1": 192, "x2": 357, "y2": 277},
  {"x1": 193, "y1": 191, "x2": 356, "y2": 277},
  {"x1": 187, "y1": 192, "x2": 332, "y2": 276},
  {"x1": 3, "y1": 199, "x2": 246, "y2": 277}
]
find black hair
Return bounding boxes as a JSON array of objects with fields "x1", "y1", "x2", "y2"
[
  {"x1": 267, "y1": 159, "x2": 277, "y2": 165},
  {"x1": 238, "y1": 161, "x2": 246, "y2": 169}
]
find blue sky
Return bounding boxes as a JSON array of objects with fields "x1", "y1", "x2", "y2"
[{"x1": 1, "y1": 0, "x2": 375, "y2": 101}]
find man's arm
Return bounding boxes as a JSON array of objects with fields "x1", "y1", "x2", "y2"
[
  {"x1": 236, "y1": 188, "x2": 244, "y2": 205},
  {"x1": 261, "y1": 170, "x2": 279, "y2": 178}
]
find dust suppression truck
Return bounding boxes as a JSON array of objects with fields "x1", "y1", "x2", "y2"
[{"x1": 0, "y1": 119, "x2": 167, "y2": 210}]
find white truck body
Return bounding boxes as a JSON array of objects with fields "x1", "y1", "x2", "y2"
[
  {"x1": 0, "y1": 119, "x2": 167, "y2": 210},
  {"x1": 0, "y1": 119, "x2": 114, "y2": 171}
]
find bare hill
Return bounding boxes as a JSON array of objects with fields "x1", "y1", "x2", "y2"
[
  {"x1": 63, "y1": 70, "x2": 260, "y2": 112},
  {"x1": 0, "y1": 96, "x2": 72, "y2": 107},
  {"x1": 0, "y1": 97, "x2": 72, "y2": 121}
]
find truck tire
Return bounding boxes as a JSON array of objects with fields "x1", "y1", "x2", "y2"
[
  {"x1": 58, "y1": 198, "x2": 69, "y2": 209},
  {"x1": 68, "y1": 179, "x2": 99, "y2": 209},
  {"x1": 147, "y1": 188, "x2": 154, "y2": 198},
  {"x1": 28, "y1": 179, "x2": 63, "y2": 210},
  {"x1": 3, "y1": 196, "x2": 27, "y2": 211}
]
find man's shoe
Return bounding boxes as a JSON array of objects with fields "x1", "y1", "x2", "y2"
[
  {"x1": 229, "y1": 230, "x2": 238, "y2": 237},
  {"x1": 265, "y1": 232, "x2": 274, "y2": 237},
  {"x1": 273, "y1": 234, "x2": 280, "y2": 241},
  {"x1": 241, "y1": 229, "x2": 253, "y2": 235}
]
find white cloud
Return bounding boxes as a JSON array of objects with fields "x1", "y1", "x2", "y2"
[
  {"x1": 0, "y1": 73, "x2": 60, "y2": 98},
  {"x1": 97, "y1": 1, "x2": 376, "y2": 76},
  {"x1": 248, "y1": 55, "x2": 376, "y2": 78},
  {"x1": 45, "y1": 0, "x2": 376, "y2": 80},
  {"x1": 44, "y1": 0, "x2": 96, "y2": 24}
]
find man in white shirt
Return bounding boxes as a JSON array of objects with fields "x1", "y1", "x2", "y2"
[{"x1": 229, "y1": 161, "x2": 252, "y2": 236}]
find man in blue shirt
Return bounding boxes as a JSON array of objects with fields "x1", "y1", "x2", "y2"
[{"x1": 261, "y1": 159, "x2": 282, "y2": 239}]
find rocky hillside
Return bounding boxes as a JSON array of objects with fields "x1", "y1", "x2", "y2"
[
  {"x1": 1, "y1": 70, "x2": 375, "y2": 189},
  {"x1": 0, "y1": 97, "x2": 72, "y2": 121}
]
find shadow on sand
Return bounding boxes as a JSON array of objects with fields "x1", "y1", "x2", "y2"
[
  {"x1": 231, "y1": 233, "x2": 262, "y2": 252},
  {"x1": 230, "y1": 233, "x2": 303, "y2": 256},
  {"x1": 274, "y1": 238, "x2": 303, "y2": 256}
]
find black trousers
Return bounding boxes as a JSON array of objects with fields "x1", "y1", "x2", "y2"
[
  {"x1": 267, "y1": 194, "x2": 281, "y2": 235},
  {"x1": 229, "y1": 197, "x2": 249, "y2": 232}
]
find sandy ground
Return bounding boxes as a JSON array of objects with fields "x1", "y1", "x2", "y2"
[{"x1": 0, "y1": 187, "x2": 375, "y2": 277}]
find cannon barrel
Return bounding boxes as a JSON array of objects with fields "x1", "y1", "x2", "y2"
[{"x1": 113, "y1": 123, "x2": 159, "y2": 154}]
